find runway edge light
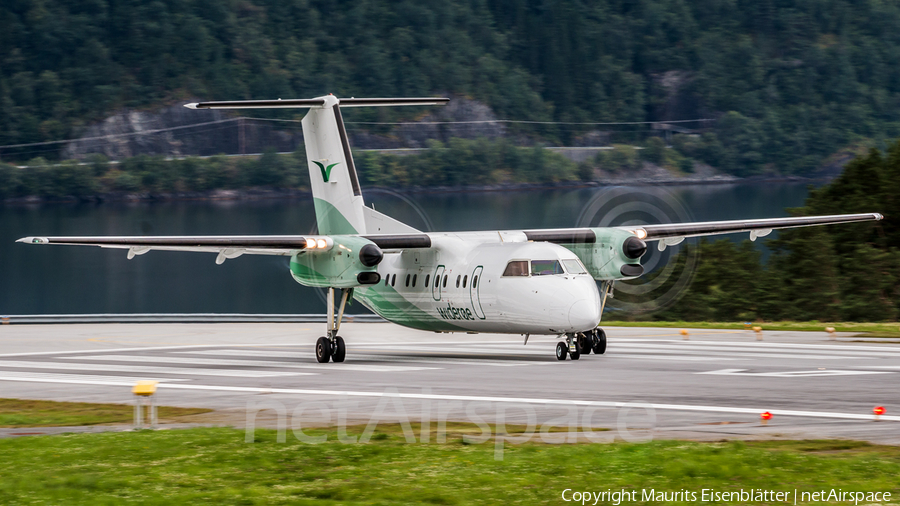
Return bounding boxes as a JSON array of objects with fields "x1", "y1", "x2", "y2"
[
  {"x1": 874, "y1": 406, "x2": 886, "y2": 421},
  {"x1": 133, "y1": 380, "x2": 159, "y2": 430},
  {"x1": 760, "y1": 411, "x2": 773, "y2": 425}
]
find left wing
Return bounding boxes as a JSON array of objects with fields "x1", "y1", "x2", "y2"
[
  {"x1": 522, "y1": 212, "x2": 881, "y2": 240},
  {"x1": 518, "y1": 212, "x2": 883, "y2": 249}
]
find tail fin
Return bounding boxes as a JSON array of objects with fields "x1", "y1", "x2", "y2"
[
  {"x1": 185, "y1": 95, "x2": 448, "y2": 235},
  {"x1": 302, "y1": 95, "x2": 366, "y2": 234}
]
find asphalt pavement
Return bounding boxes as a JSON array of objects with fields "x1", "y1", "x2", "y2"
[{"x1": 1, "y1": 323, "x2": 898, "y2": 443}]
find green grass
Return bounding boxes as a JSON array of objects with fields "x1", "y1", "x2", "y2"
[
  {"x1": 602, "y1": 320, "x2": 900, "y2": 337},
  {"x1": 0, "y1": 398, "x2": 211, "y2": 428},
  {"x1": 0, "y1": 427, "x2": 898, "y2": 505}
]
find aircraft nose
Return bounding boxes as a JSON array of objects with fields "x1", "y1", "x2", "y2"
[{"x1": 568, "y1": 298, "x2": 601, "y2": 330}]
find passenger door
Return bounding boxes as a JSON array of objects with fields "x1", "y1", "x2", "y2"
[
  {"x1": 432, "y1": 265, "x2": 445, "y2": 301},
  {"x1": 469, "y1": 265, "x2": 485, "y2": 319}
]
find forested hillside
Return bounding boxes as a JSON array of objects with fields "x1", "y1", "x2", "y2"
[
  {"x1": 645, "y1": 141, "x2": 899, "y2": 322},
  {"x1": 2, "y1": 0, "x2": 900, "y2": 175}
]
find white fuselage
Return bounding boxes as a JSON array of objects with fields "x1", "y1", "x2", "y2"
[{"x1": 352, "y1": 232, "x2": 603, "y2": 335}]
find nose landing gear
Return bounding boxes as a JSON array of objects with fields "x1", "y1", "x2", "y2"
[
  {"x1": 315, "y1": 287, "x2": 351, "y2": 363},
  {"x1": 556, "y1": 341, "x2": 568, "y2": 360},
  {"x1": 556, "y1": 328, "x2": 607, "y2": 360}
]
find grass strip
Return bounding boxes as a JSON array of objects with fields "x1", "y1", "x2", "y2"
[
  {"x1": 0, "y1": 427, "x2": 898, "y2": 505},
  {"x1": 0, "y1": 398, "x2": 211, "y2": 428}
]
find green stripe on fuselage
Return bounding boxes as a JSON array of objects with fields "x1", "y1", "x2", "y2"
[{"x1": 355, "y1": 284, "x2": 467, "y2": 332}]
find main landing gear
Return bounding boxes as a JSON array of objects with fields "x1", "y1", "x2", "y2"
[
  {"x1": 315, "y1": 287, "x2": 351, "y2": 363},
  {"x1": 556, "y1": 328, "x2": 607, "y2": 361}
]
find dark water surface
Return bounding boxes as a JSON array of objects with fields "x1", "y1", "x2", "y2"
[{"x1": 1, "y1": 183, "x2": 811, "y2": 314}]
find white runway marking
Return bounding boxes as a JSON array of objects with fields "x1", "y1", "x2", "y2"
[
  {"x1": 0, "y1": 374, "x2": 896, "y2": 421},
  {"x1": 65, "y1": 354, "x2": 442, "y2": 372},
  {"x1": 0, "y1": 341, "x2": 533, "y2": 358},
  {"x1": 609, "y1": 354, "x2": 744, "y2": 362},
  {"x1": 619, "y1": 339, "x2": 900, "y2": 353},
  {"x1": 610, "y1": 343, "x2": 874, "y2": 360},
  {"x1": 179, "y1": 349, "x2": 541, "y2": 366},
  {"x1": 5, "y1": 374, "x2": 896, "y2": 422},
  {"x1": 0, "y1": 361, "x2": 314, "y2": 378},
  {"x1": 351, "y1": 356, "x2": 541, "y2": 367},
  {"x1": 0, "y1": 371, "x2": 190, "y2": 384},
  {"x1": 699, "y1": 368, "x2": 895, "y2": 377}
]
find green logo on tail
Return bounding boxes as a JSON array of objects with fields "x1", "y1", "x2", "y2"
[{"x1": 313, "y1": 161, "x2": 340, "y2": 182}]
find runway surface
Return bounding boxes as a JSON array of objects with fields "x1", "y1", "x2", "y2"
[{"x1": 1, "y1": 322, "x2": 899, "y2": 443}]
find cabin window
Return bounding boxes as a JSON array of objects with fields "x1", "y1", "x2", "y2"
[
  {"x1": 462, "y1": 275, "x2": 467, "y2": 288},
  {"x1": 502, "y1": 260, "x2": 529, "y2": 277},
  {"x1": 391, "y1": 274, "x2": 396, "y2": 286},
  {"x1": 456, "y1": 275, "x2": 461, "y2": 288},
  {"x1": 563, "y1": 259, "x2": 588, "y2": 274},
  {"x1": 385, "y1": 276, "x2": 389, "y2": 286},
  {"x1": 412, "y1": 274, "x2": 417, "y2": 287},
  {"x1": 531, "y1": 260, "x2": 564, "y2": 276},
  {"x1": 425, "y1": 275, "x2": 430, "y2": 288},
  {"x1": 405, "y1": 274, "x2": 410, "y2": 287},
  {"x1": 443, "y1": 275, "x2": 448, "y2": 288},
  {"x1": 473, "y1": 276, "x2": 478, "y2": 288}
]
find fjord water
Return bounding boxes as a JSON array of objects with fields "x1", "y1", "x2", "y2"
[{"x1": 1, "y1": 183, "x2": 810, "y2": 315}]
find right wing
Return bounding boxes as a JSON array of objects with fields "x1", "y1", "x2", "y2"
[{"x1": 16, "y1": 234, "x2": 433, "y2": 263}]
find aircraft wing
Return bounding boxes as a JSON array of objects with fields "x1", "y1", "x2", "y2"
[
  {"x1": 15, "y1": 212, "x2": 883, "y2": 257},
  {"x1": 519, "y1": 212, "x2": 883, "y2": 246},
  {"x1": 14, "y1": 234, "x2": 432, "y2": 263},
  {"x1": 628, "y1": 212, "x2": 883, "y2": 247}
]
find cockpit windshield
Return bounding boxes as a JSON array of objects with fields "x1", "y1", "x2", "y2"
[
  {"x1": 502, "y1": 260, "x2": 529, "y2": 276},
  {"x1": 562, "y1": 259, "x2": 588, "y2": 274},
  {"x1": 503, "y1": 259, "x2": 588, "y2": 276},
  {"x1": 531, "y1": 260, "x2": 564, "y2": 276}
]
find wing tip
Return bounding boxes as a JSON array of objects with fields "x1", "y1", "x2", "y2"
[
  {"x1": 875, "y1": 212, "x2": 884, "y2": 221},
  {"x1": 16, "y1": 237, "x2": 47, "y2": 244},
  {"x1": 184, "y1": 102, "x2": 199, "y2": 109}
]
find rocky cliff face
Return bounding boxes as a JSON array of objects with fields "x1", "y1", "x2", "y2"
[
  {"x1": 61, "y1": 98, "x2": 508, "y2": 160},
  {"x1": 61, "y1": 102, "x2": 303, "y2": 160}
]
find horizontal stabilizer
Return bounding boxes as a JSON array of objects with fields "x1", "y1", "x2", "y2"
[{"x1": 185, "y1": 97, "x2": 448, "y2": 110}]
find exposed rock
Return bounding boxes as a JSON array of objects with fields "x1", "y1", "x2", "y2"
[
  {"x1": 650, "y1": 70, "x2": 703, "y2": 123},
  {"x1": 62, "y1": 97, "x2": 509, "y2": 159},
  {"x1": 62, "y1": 102, "x2": 303, "y2": 160},
  {"x1": 395, "y1": 97, "x2": 506, "y2": 147}
]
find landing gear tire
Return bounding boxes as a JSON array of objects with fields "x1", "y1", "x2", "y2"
[
  {"x1": 592, "y1": 328, "x2": 607, "y2": 355},
  {"x1": 315, "y1": 336, "x2": 332, "y2": 363},
  {"x1": 577, "y1": 333, "x2": 592, "y2": 355},
  {"x1": 332, "y1": 336, "x2": 346, "y2": 363},
  {"x1": 570, "y1": 343, "x2": 581, "y2": 360},
  {"x1": 556, "y1": 342, "x2": 568, "y2": 361}
]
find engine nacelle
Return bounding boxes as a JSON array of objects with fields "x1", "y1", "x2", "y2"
[
  {"x1": 289, "y1": 236, "x2": 383, "y2": 288},
  {"x1": 564, "y1": 228, "x2": 647, "y2": 280}
]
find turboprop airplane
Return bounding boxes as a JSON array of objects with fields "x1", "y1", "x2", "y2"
[{"x1": 17, "y1": 95, "x2": 883, "y2": 362}]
